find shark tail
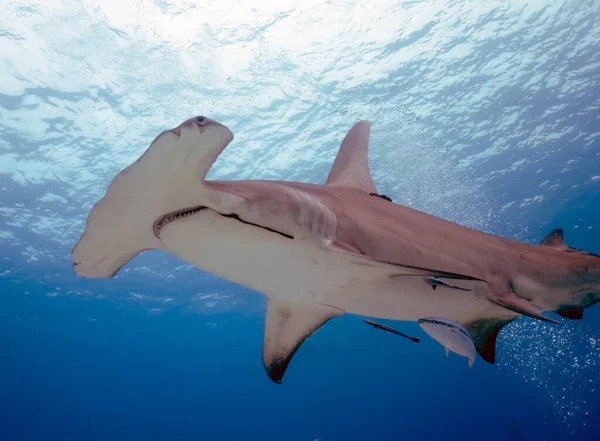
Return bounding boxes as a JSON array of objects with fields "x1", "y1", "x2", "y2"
[
  {"x1": 540, "y1": 227, "x2": 600, "y2": 320},
  {"x1": 555, "y1": 297, "x2": 600, "y2": 320},
  {"x1": 466, "y1": 228, "x2": 600, "y2": 364},
  {"x1": 539, "y1": 227, "x2": 600, "y2": 258}
]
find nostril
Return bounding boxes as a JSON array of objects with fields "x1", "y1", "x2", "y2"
[{"x1": 73, "y1": 261, "x2": 80, "y2": 267}]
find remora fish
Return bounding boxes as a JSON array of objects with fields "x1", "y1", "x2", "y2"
[
  {"x1": 418, "y1": 317, "x2": 477, "y2": 367},
  {"x1": 71, "y1": 116, "x2": 600, "y2": 383},
  {"x1": 364, "y1": 319, "x2": 420, "y2": 343}
]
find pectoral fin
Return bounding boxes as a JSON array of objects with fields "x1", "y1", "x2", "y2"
[{"x1": 263, "y1": 299, "x2": 343, "y2": 384}]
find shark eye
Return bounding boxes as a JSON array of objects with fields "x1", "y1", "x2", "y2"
[{"x1": 196, "y1": 116, "x2": 207, "y2": 125}]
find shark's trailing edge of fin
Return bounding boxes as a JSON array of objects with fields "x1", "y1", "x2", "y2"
[
  {"x1": 262, "y1": 299, "x2": 343, "y2": 384},
  {"x1": 463, "y1": 317, "x2": 515, "y2": 364},
  {"x1": 326, "y1": 121, "x2": 378, "y2": 194}
]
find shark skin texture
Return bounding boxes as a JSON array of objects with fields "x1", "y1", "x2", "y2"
[{"x1": 71, "y1": 115, "x2": 600, "y2": 383}]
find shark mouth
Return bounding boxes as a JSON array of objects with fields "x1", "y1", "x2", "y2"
[
  {"x1": 152, "y1": 206, "x2": 294, "y2": 240},
  {"x1": 153, "y1": 206, "x2": 207, "y2": 238}
]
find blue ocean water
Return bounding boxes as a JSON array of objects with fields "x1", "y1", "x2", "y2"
[{"x1": 1, "y1": 0, "x2": 600, "y2": 440}]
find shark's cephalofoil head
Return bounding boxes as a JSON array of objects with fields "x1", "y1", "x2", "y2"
[
  {"x1": 418, "y1": 317, "x2": 476, "y2": 367},
  {"x1": 72, "y1": 116, "x2": 234, "y2": 278}
]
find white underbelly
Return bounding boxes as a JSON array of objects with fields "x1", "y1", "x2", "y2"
[
  {"x1": 159, "y1": 210, "x2": 358, "y2": 303},
  {"x1": 158, "y1": 210, "x2": 495, "y2": 323}
]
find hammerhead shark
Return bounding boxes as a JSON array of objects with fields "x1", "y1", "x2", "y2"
[{"x1": 72, "y1": 116, "x2": 600, "y2": 383}]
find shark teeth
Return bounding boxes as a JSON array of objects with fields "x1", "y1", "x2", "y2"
[{"x1": 153, "y1": 206, "x2": 206, "y2": 238}]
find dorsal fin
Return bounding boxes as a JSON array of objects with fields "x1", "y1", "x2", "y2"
[
  {"x1": 463, "y1": 317, "x2": 515, "y2": 364},
  {"x1": 540, "y1": 228, "x2": 566, "y2": 248},
  {"x1": 539, "y1": 228, "x2": 600, "y2": 258},
  {"x1": 262, "y1": 299, "x2": 342, "y2": 384},
  {"x1": 325, "y1": 121, "x2": 378, "y2": 194}
]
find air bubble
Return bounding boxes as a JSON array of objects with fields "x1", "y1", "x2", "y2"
[{"x1": 497, "y1": 319, "x2": 599, "y2": 433}]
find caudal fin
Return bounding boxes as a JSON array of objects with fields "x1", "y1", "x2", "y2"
[
  {"x1": 539, "y1": 227, "x2": 600, "y2": 318},
  {"x1": 540, "y1": 227, "x2": 600, "y2": 258}
]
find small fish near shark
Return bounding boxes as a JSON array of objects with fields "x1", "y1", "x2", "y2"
[
  {"x1": 364, "y1": 317, "x2": 476, "y2": 367},
  {"x1": 71, "y1": 115, "x2": 600, "y2": 383},
  {"x1": 364, "y1": 319, "x2": 420, "y2": 343},
  {"x1": 418, "y1": 317, "x2": 476, "y2": 367}
]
